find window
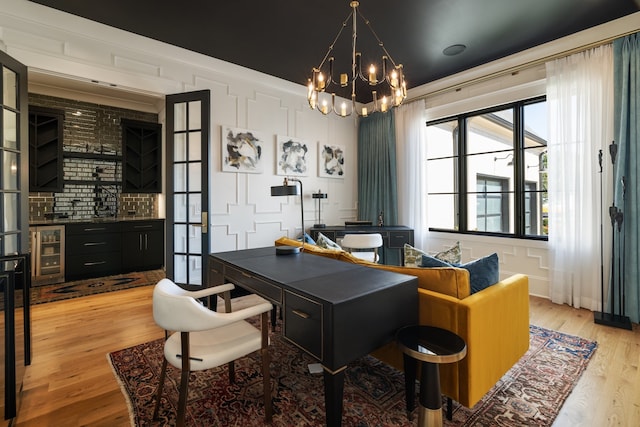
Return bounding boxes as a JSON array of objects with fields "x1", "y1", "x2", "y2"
[
  {"x1": 426, "y1": 97, "x2": 548, "y2": 239},
  {"x1": 476, "y1": 175, "x2": 509, "y2": 232}
]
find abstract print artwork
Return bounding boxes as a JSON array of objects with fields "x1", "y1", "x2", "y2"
[
  {"x1": 319, "y1": 144, "x2": 345, "y2": 178},
  {"x1": 221, "y1": 126, "x2": 265, "y2": 173},
  {"x1": 276, "y1": 136, "x2": 309, "y2": 176}
]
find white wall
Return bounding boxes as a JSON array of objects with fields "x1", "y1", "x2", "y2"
[{"x1": 0, "y1": 0, "x2": 359, "y2": 255}]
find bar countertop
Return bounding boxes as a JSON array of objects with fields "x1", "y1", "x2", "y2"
[{"x1": 29, "y1": 216, "x2": 164, "y2": 226}]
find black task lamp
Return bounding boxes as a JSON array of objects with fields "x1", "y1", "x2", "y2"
[
  {"x1": 271, "y1": 177, "x2": 304, "y2": 255},
  {"x1": 312, "y1": 190, "x2": 327, "y2": 228}
]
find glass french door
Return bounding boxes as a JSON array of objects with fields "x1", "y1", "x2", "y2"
[
  {"x1": 165, "y1": 90, "x2": 210, "y2": 289},
  {"x1": 0, "y1": 51, "x2": 28, "y2": 255}
]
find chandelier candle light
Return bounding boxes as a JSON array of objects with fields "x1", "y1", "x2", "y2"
[{"x1": 307, "y1": 1, "x2": 407, "y2": 117}]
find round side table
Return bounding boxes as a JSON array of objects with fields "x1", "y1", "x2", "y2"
[{"x1": 396, "y1": 325, "x2": 467, "y2": 427}]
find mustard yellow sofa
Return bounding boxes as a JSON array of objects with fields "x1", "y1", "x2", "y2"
[{"x1": 275, "y1": 236, "x2": 530, "y2": 408}]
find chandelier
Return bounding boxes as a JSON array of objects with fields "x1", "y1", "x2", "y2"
[{"x1": 307, "y1": 1, "x2": 407, "y2": 117}]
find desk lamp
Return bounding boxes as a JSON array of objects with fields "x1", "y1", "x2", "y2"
[
  {"x1": 312, "y1": 190, "x2": 327, "y2": 228},
  {"x1": 271, "y1": 177, "x2": 304, "y2": 254}
]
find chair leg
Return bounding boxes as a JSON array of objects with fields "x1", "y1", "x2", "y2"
[
  {"x1": 261, "y1": 311, "x2": 272, "y2": 422},
  {"x1": 447, "y1": 396, "x2": 453, "y2": 420},
  {"x1": 176, "y1": 368, "x2": 190, "y2": 427},
  {"x1": 153, "y1": 357, "x2": 168, "y2": 420},
  {"x1": 176, "y1": 332, "x2": 191, "y2": 427},
  {"x1": 228, "y1": 361, "x2": 235, "y2": 383}
]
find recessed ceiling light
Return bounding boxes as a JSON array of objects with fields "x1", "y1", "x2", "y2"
[{"x1": 443, "y1": 44, "x2": 467, "y2": 56}]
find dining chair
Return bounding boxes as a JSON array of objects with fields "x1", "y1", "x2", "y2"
[
  {"x1": 152, "y1": 278, "x2": 273, "y2": 426},
  {"x1": 341, "y1": 233, "x2": 384, "y2": 263}
]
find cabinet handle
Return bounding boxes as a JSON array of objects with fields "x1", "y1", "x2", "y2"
[
  {"x1": 84, "y1": 227, "x2": 107, "y2": 231},
  {"x1": 145, "y1": 233, "x2": 148, "y2": 250},
  {"x1": 241, "y1": 271, "x2": 252, "y2": 278},
  {"x1": 134, "y1": 225, "x2": 153, "y2": 229},
  {"x1": 84, "y1": 261, "x2": 106, "y2": 266},
  {"x1": 291, "y1": 309, "x2": 310, "y2": 319},
  {"x1": 84, "y1": 242, "x2": 107, "y2": 246},
  {"x1": 139, "y1": 234, "x2": 143, "y2": 250}
]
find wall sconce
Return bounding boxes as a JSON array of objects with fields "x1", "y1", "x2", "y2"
[
  {"x1": 271, "y1": 177, "x2": 304, "y2": 254},
  {"x1": 312, "y1": 190, "x2": 327, "y2": 228}
]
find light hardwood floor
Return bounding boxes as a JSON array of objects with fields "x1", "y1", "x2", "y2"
[{"x1": 13, "y1": 286, "x2": 640, "y2": 426}]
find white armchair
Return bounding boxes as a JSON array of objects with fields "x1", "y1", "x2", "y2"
[{"x1": 152, "y1": 278, "x2": 273, "y2": 426}]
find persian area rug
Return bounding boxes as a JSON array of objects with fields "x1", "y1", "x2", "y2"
[
  {"x1": 108, "y1": 325, "x2": 596, "y2": 426},
  {"x1": 31, "y1": 269, "x2": 165, "y2": 305}
]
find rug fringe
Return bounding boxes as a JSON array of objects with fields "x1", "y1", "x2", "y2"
[{"x1": 106, "y1": 352, "x2": 137, "y2": 427}]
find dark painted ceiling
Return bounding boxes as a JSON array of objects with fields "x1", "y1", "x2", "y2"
[{"x1": 29, "y1": 0, "x2": 640, "y2": 102}]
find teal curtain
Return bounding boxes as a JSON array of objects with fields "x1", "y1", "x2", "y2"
[
  {"x1": 613, "y1": 33, "x2": 640, "y2": 323},
  {"x1": 357, "y1": 111, "x2": 398, "y2": 226}
]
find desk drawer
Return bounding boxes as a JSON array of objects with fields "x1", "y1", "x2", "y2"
[
  {"x1": 225, "y1": 266, "x2": 282, "y2": 304},
  {"x1": 389, "y1": 231, "x2": 412, "y2": 248},
  {"x1": 284, "y1": 291, "x2": 322, "y2": 360}
]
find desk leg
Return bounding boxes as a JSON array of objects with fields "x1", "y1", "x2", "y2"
[{"x1": 323, "y1": 367, "x2": 345, "y2": 427}]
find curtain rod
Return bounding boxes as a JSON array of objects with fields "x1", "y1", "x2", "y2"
[{"x1": 407, "y1": 28, "x2": 638, "y2": 103}]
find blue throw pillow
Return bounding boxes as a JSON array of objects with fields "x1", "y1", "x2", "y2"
[
  {"x1": 297, "y1": 232, "x2": 316, "y2": 245},
  {"x1": 421, "y1": 254, "x2": 452, "y2": 268},
  {"x1": 421, "y1": 252, "x2": 499, "y2": 294}
]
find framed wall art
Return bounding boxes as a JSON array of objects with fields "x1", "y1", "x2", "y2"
[
  {"x1": 221, "y1": 126, "x2": 265, "y2": 173},
  {"x1": 276, "y1": 135, "x2": 309, "y2": 176},
  {"x1": 318, "y1": 144, "x2": 345, "y2": 178}
]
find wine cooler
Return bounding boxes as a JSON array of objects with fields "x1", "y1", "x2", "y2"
[{"x1": 30, "y1": 225, "x2": 65, "y2": 285}]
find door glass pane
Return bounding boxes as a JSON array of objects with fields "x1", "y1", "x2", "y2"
[
  {"x1": 4, "y1": 193, "x2": 18, "y2": 232},
  {"x1": 188, "y1": 163, "x2": 201, "y2": 192},
  {"x1": 174, "y1": 224, "x2": 187, "y2": 252},
  {"x1": 188, "y1": 131, "x2": 201, "y2": 161},
  {"x1": 174, "y1": 194, "x2": 187, "y2": 222},
  {"x1": 174, "y1": 163, "x2": 186, "y2": 192},
  {"x1": 4, "y1": 234, "x2": 18, "y2": 254},
  {"x1": 3, "y1": 67, "x2": 16, "y2": 109},
  {"x1": 3, "y1": 109, "x2": 17, "y2": 149},
  {"x1": 189, "y1": 255, "x2": 202, "y2": 285},
  {"x1": 188, "y1": 101, "x2": 201, "y2": 129},
  {"x1": 174, "y1": 103, "x2": 187, "y2": 132},
  {"x1": 3, "y1": 151, "x2": 18, "y2": 190},
  {"x1": 188, "y1": 194, "x2": 201, "y2": 223},
  {"x1": 189, "y1": 225, "x2": 202, "y2": 253},
  {"x1": 174, "y1": 255, "x2": 187, "y2": 283},
  {"x1": 174, "y1": 133, "x2": 186, "y2": 162}
]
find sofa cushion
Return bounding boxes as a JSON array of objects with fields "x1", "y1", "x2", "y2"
[
  {"x1": 422, "y1": 252, "x2": 499, "y2": 294},
  {"x1": 368, "y1": 263, "x2": 471, "y2": 299}
]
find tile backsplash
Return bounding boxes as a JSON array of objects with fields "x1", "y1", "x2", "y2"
[{"x1": 28, "y1": 93, "x2": 160, "y2": 222}]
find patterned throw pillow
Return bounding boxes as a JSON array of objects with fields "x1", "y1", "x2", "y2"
[
  {"x1": 403, "y1": 241, "x2": 461, "y2": 267},
  {"x1": 316, "y1": 232, "x2": 342, "y2": 250},
  {"x1": 404, "y1": 243, "x2": 428, "y2": 267},
  {"x1": 433, "y1": 241, "x2": 461, "y2": 265}
]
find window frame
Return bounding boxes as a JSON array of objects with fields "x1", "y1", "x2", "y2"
[{"x1": 426, "y1": 96, "x2": 548, "y2": 241}]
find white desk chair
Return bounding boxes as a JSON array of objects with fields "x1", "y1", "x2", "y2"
[
  {"x1": 152, "y1": 278, "x2": 273, "y2": 426},
  {"x1": 341, "y1": 233, "x2": 384, "y2": 263}
]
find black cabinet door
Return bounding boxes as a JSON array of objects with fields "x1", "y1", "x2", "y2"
[
  {"x1": 121, "y1": 220, "x2": 164, "y2": 272},
  {"x1": 29, "y1": 106, "x2": 64, "y2": 192},
  {"x1": 122, "y1": 119, "x2": 162, "y2": 193}
]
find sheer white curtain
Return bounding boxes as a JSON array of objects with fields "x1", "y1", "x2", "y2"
[
  {"x1": 546, "y1": 44, "x2": 614, "y2": 310},
  {"x1": 395, "y1": 99, "x2": 428, "y2": 250}
]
